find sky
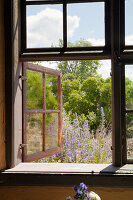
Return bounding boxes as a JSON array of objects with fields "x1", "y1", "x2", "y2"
[
  {"x1": 26, "y1": 1, "x2": 133, "y2": 80},
  {"x1": 27, "y1": 2, "x2": 104, "y2": 48}
]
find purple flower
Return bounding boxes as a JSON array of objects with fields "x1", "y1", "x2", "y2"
[
  {"x1": 85, "y1": 192, "x2": 89, "y2": 197},
  {"x1": 85, "y1": 192, "x2": 91, "y2": 200},
  {"x1": 74, "y1": 195, "x2": 78, "y2": 199},
  {"x1": 80, "y1": 182, "x2": 87, "y2": 190},
  {"x1": 74, "y1": 185, "x2": 77, "y2": 191},
  {"x1": 77, "y1": 190, "x2": 83, "y2": 195}
]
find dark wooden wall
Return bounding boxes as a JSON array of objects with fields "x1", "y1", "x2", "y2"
[{"x1": 0, "y1": 0, "x2": 6, "y2": 170}]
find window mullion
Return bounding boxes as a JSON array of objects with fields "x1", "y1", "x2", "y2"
[
  {"x1": 43, "y1": 73, "x2": 46, "y2": 152},
  {"x1": 111, "y1": 0, "x2": 122, "y2": 166},
  {"x1": 105, "y1": 0, "x2": 111, "y2": 50},
  {"x1": 121, "y1": 64, "x2": 126, "y2": 164},
  {"x1": 22, "y1": 63, "x2": 27, "y2": 162},
  {"x1": 63, "y1": 3, "x2": 67, "y2": 49},
  {"x1": 58, "y1": 73, "x2": 62, "y2": 148},
  {"x1": 21, "y1": 0, "x2": 27, "y2": 53}
]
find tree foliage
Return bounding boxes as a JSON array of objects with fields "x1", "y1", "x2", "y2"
[
  {"x1": 62, "y1": 76, "x2": 111, "y2": 130},
  {"x1": 58, "y1": 40, "x2": 100, "y2": 83},
  {"x1": 26, "y1": 40, "x2": 133, "y2": 133}
]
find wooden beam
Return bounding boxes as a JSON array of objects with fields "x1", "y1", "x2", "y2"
[{"x1": 111, "y1": 0, "x2": 122, "y2": 166}]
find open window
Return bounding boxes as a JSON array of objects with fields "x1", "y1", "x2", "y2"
[
  {"x1": 5, "y1": 0, "x2": 133, "y2": 168},
  {"x1": 22, "y1": 62, "x2": 62, "y2": 162}
]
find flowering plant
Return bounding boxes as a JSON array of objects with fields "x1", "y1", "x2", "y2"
[{"x1": 66, "y1": 183, "x2": 101, "y2": 200}]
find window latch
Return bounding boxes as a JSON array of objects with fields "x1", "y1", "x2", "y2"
[
  {"x1": 19, "y1": 75, "x2": 27, "y2": 81},
  {"x1": 20, "y1": 144, "x2": 28, "y2": 149}
]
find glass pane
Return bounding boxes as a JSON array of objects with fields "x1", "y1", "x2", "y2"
[
  {"x1": 125, "y1": 0, "x2": 133, "y2": 45},
  {"x1": 45, "y1": 113, "x2": 58, "y2": 150},
  {"x1": 46, "y1": 74, "x2": 58, "y2": 110},
  {"x1": 67, "y1": 3, "x2": 105, "y2": 47},
  {"x1": 26, "y1": 114, "x2": 43, "y2": 155},
  {"x1": 126, "y1": 113, "x2": 133, "y2": 159},
  {"x1": 26, "y1": 5, "x2": 63, "y2": 48},
  {"x1": 26, "y1": 70, "x2": 43, "y2": 110},
  {"x1": 125, "y1": 65, "x2": 133, "y2": 110}
]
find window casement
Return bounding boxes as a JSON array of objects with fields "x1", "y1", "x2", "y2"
[
  {"x1": 5, "y1": 0, "x2": 133, "y2": 168},
  {"x1": 22, "y1": 62, "x2": 62, "y2": 162},
  {"x1": 20, "y1": 0, "x2": 111, "y2": 61},
  {"x1": 121, "y1": 63, "x2": 133, "y2": 165}
]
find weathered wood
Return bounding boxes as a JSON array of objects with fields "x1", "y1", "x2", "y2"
[
  {"x1": 1, "y1": 164, "x2": 133, "y2": 188},
  {"x1": 63, "y1": 3, "x2": 67, "y2": 48},
  {"x1": 20, "y1": 52, "x2": 111, "y2": 61},
  {"x1": 43, "y1": 73, "x2": 46, "y2": 151},
  {"x1": 58, "y1": 73, "x2": 63, "y2": 149},
  {"x1": 22, "y1": 63, "x2": 27, "y2": 162},
  {"x1": 13, "y1": 0, "x2": 23, "y2": 167},
  {"x1": 111, "y1": 0, "x2": 122, "y2": 166},
  {"x1": 0, "y1": 0, "x2": 6, "y2": 170},
  {"x1": 4, "y1": 0, "x2": 22, "y2": 168},
  {"x1": 25, "y1": 62, "x2": 61, "y2": 76},
  {"x1": 121, "y1": 65, "x2": 127, "y2": 164},
  {"x1": 22, "y1": 63, "x2": 63, "y2": 162},
  {"x1": 24, "y1": 46, "x2": 105, "y2": 52},
  {"x1": 26, "y1": 0, "x2": 105, "y2": 5},
  {"x1": 24, "y1": 147, "x2": 62, "y2": 162}
]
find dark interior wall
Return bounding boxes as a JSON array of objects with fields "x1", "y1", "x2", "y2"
[{"x1": 0, "y1": 0, "x2": 6, "y2": 169}]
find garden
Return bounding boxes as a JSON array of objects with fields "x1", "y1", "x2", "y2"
[{"x1": 26, "y1": 40, "x2": 133, "y2": 163}]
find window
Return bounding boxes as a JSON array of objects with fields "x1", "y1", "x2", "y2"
[
  {"x1": 5, "y1": 0, "x2": 133, "y2": 168},
  {"x1": 22, "y1": 60, "x2": 112, "y2": 164},
  {"x1": 22, "y1": 62, "x2": 62, "y2": 162},
  {"x1": 20, "y1": 0, "x2": 111, "y2": 60}
]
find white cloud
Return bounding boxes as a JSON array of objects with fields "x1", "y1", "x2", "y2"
[
  {"x1": 27, "y1": 8, "x2": 80, "y2": 48},
  {"x1": 125, "y1": 65, "x2": 133, "y2": 82},
  {"x1": 67, "y1": 16, "x2": 80, "y2": 38},
  {"x1": 98, "y1": 60, "x2": 111, "y2": 79},
  {"x1": 87, "y1": 38, "x2": 105, "y2": 46},
  {"x1": 125, "y1": 35, "x2": 133, "y2": 45}
]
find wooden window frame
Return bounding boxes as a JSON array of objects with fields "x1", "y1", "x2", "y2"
[
  {"x1": 5, "y1": 0, "x2": 133, "y2": 168},
  {"x1": 20, "y1": 0, "x2": 111, "y2": 61},
  {"x1": 22, "y1": 62, "x2": 62, "y2": 162},
  {"x1": 121, "y1": 62, "x2": 133, "y2": 165}
]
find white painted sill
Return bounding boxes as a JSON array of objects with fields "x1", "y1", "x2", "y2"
[{"x1": 4, "y1": 163, "x2": 133, "y2": 174}]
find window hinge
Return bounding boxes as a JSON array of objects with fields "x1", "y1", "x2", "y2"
[
  {"x1": 19, "y1": 75, "x2": 27, "y2": 81},
  {"x1": 111, "y1": 146, "x2": 114, "y2": 150},
  {"x1": 20, "y1": 144, "x2": 27, "y2": 149}
]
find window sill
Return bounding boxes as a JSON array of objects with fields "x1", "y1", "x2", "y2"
[{"x1": 0, "y1": 163, "x2": 133, "y2": 187}]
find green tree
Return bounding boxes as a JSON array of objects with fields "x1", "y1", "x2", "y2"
[
  {"x1": 125, "y1": 77, "x2": 133, "y2": 109},
  {"x1": 125, "y1": 77, "x2": 133, "y2": 138},
  {"x1": 27, "y1": 70, "x2": 58, "y2": 110},
  {"x1": 57, "y1": 40, "x2": 101, "y2": 83},
  {"x1": 27, "y1": 70, "x2": 43, "y2": 110}
]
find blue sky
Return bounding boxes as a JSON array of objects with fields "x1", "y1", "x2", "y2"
[
  {"x1": 126, "y1": 0, "x2": 133, "y2": 44},
  {"x1": 27, "y1": 2, "x2": 104, "y2": 47}
]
